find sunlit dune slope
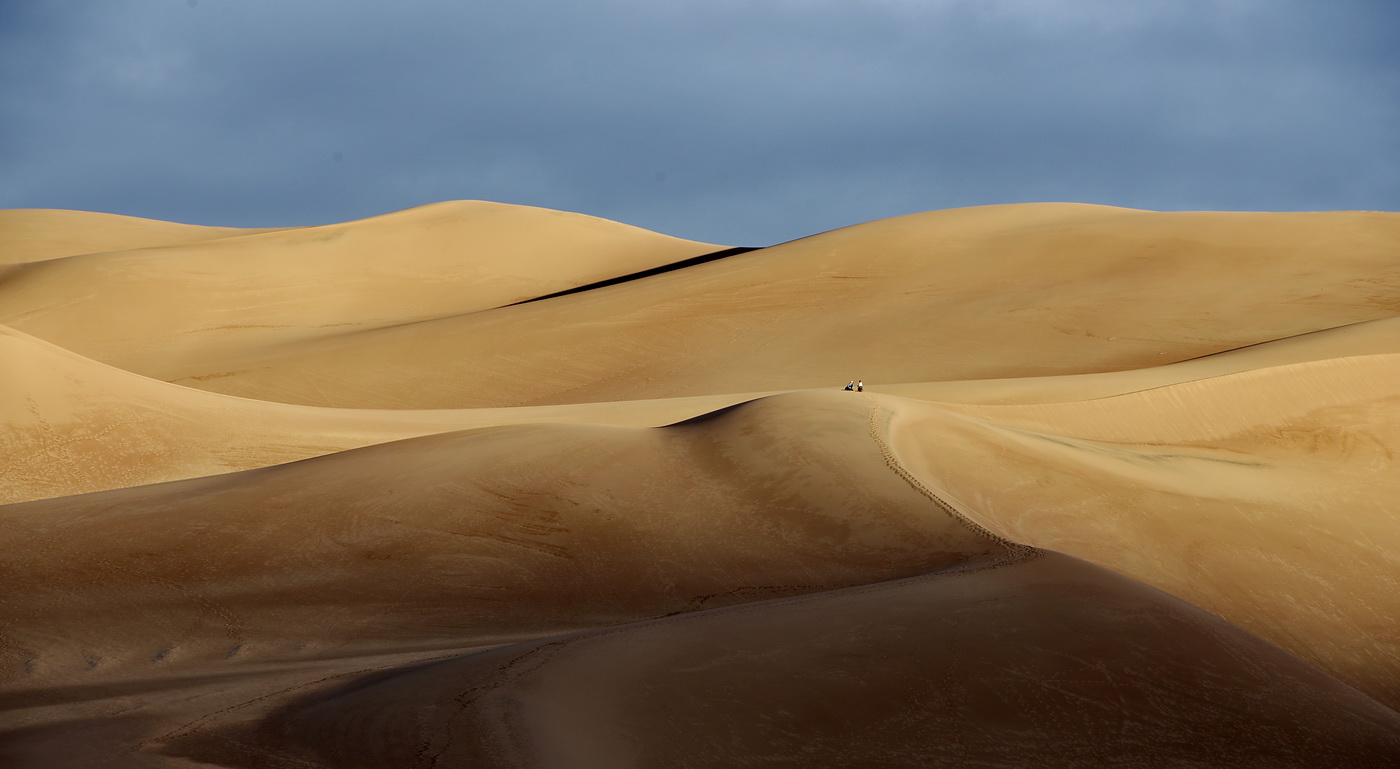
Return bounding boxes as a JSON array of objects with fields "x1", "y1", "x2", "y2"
[
  {"x1": 0, "y1": 201, "x2": 723, "y2": 376},
  {"x1": 0, "y1": 325, "x2": 749, "y2": 504},
  {"x1": 0, "y1": 391, "x2": 996, "y2": 681},
  {"x1": 886, "y1": 315, "x2": 1400, "y2": 404},
  {"x1": 0, "y1": 208, "x2": 267, "y2": 265},
  {"x1": 137, "y1": 204, "x2": 1400, "y2": 409},
  {"x1": 9, "y1": 313, "x2": 1400, "y2": 505},
  {"x1": 880, "y1": 354, "x2": 1400, "y2": 706},
  {"x1": 10, "y1": 309, "x2": 1400, "y2": 505}
]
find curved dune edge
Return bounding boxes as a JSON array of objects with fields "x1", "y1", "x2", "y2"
[
  {"x1": 10, "y1": 312, "x2": 1400, "y2": 504},
  {"x1": 0, "y1": 325, "x2": 753, "y2": 504},
  {"x1": 156, "y1": 205, "x2": 1400, "y2": 408},
  {"x1": 0, "y1": 201, "x2": 724, "y2": 377},
  {"x1": 0, "y1": 391, "x2": 995, "y2": 678},
  {"x1": 4, "y1": 199, "x2": 1400, "y2": 767},
  {"x1": 884, "y1": 315, "x2": 1400, "y2": 405},
  {"x1": 0, "y1": 208, "x2": 272, "y2": 265},
  {"x1": 8, "y1": 315, "x2": 1400, "y2": 505},
  {"x1": 172, "y1": 552, "x2": 1400, "y2": 769},
  {"x1": 2, "y1": 390, "x2": 1015, "y2": 765},
  {"x1": 881, "y1": 354, "x2": 1400, "y2": 707},
  {"x1": 5, "y1": 386, "x2": 1399, "y2": 765},
  {"x1": 6, "y1": 204, "x2": 1397, "y2": 409}
]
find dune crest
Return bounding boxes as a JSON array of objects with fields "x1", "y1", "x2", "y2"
[
  {"x1": 3, "y1": 201, "x2": 1399, "y2": 767},
  {"x1": 0, "y1": 201, "x2": 723, "y2": 377},
  {"x1": 0, "y1": 208, "x2": 268, "y2": 265},
  {"x1": 155, "y1": 205, "x2": 1400, "y2": 408},
  {"x1": 882, "y1": 354, "x2": 1400, "y2": 706},
  {"x1": 0, "y1": 324, "x2": 752, "y2": 504}
]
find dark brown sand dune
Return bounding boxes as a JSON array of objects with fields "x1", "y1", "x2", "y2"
[
  {"x1": 3, "y1": 202, "x2": 1399, "y2": 767},
  {"x1": 191, "y1": 553, "x2": 1400, "y2": 769}
]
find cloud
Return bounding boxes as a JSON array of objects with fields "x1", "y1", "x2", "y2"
[{"x1": 1, "y1": 0, "x2": 1396, "y2": 244}]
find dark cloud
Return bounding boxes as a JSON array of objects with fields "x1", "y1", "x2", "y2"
[{"x1": 2, "y1": 0, "x2": 1397, "y2": 244}]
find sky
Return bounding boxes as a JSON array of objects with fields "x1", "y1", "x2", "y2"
[{"x1": 2, "y1": 0, "x2": 1398, "y2": 245}]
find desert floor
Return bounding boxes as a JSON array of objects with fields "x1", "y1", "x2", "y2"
[{"x1": 3, "y1": 201, "x2": 1400, "y2": 767}]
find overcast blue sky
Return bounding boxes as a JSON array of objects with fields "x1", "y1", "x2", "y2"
[{"x1": 2, "y1": 0, "x2": 1397, "y2": 245}]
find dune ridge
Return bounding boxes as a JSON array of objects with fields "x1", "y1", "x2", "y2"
[
  {"x1": 0, "y1": 208, "x2": 271, "y2": 265},
  {"x1": 0, "y1": 201, "x2": 723, "y2": 377},
  {"x1": 10, "y1": 314, "x2": 1400, "y2": 505},
  {"x1": 3, "y1": 201, "x2": 1399, "y2": 767},
  {"x1": 0, "y1": 324, "x2": 751, "y2": 504},
  {"x1": 160, "y1": 205, "x2": 1400, "y2": 409},
  {"x1": 880, "y1": 354, "x2": 1400, "y2": 703}
]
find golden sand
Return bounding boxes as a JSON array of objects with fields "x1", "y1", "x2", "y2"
[{"x1": 2, "y1": 202, "x2": 1398, "y2": 766}]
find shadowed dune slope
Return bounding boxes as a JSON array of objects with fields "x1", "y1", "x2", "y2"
[
  {"x1": 174, "y1": 552, "x2": 1400, "y2": 769},
  {"x1": 0, "y1": 201, "x2": 723, "y2": 377},
  {"x1": 0, "y1": 391, "x2": 996, "y2": 684},
  {"x1": 133, "y1": 204, "x2": 1400, "y2": 409},
  {"x1": 881, "y1": 354, "x2": 1400, "y2": 707}
]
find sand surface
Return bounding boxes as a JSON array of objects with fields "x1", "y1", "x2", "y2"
[{"x1": 2, "y1": 201, "x2": 1398, "y2": 766}]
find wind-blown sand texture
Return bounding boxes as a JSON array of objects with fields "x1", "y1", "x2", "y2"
[{"x1": 3, "y1": 201, "x2": 1399, "y2": 766}]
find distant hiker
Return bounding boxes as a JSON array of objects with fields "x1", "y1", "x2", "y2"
[
  {"x1": 856, "y1": 380, "x2": 864, "y2": 392},
  {"x1": 844, "y1": 381, "x2": 855, "y2": 391}
]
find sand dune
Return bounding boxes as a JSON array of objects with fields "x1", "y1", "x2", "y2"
[
  {"x1": 0, "y1": 324, "x2": 749, "y2": 504},
  {"x1": 895, "y1": 354, "x2": 1400, "y2": 711},
  {"x1": 886, "y1": 314, "x2": 1400, "y2": 404},
  {"x1": 2, "y1": 392, "x2": 995, "y2": 665},
  {"x1": 3, "y1": 201, "x2": 1399, "y2": 766},
  {"x1": 0, "y1": 208, "x2": 267, "y2": 265},
  {"x1": 883, "y1": 354, "x2": 1400, "y2": 707},
  {"x1": 205, "y1": 553, "x2": 1400, "y2": 768},
  {"x1": 9, "y1": 204, "x2": 1400, "y2": 409},
  {"x1": 0, "y1": 201, "x2": 722, "y2": 378},
  {"x1": 10, "y1": 313, "x2": 1400, "y2": 504},
  {"x1": 2, "y1": 392, "x2": 998, "y2": 763},
  {"x1": 156, "y1": 205, "x2": 1400, "y2": 409}
]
